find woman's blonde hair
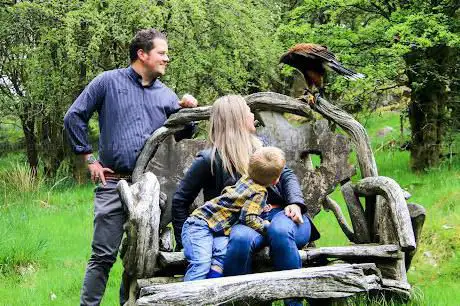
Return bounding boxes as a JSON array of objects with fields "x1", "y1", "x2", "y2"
[{"x1": 209, "y1": 95, "x2": 262, "y2": 178}]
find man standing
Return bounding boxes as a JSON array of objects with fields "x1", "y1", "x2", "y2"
[{"x1": 64, "y1": 28, "x2": 197, "y2": 306}]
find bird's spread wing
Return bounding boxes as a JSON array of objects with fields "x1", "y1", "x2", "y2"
[
  {"x1": 290, "y1": 43, "x2": 336, "y2": 61},
  {"x1": 280, "y1": 43, "x2": 365, "y2": 80}
]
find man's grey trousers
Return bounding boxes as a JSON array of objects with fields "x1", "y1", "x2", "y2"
[{"x1": 80, "y1": 180, "x2": 127, "y2": 306}]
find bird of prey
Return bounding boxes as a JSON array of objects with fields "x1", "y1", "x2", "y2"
[{"x1": 280, "y1": 43, "x2": 364, "y2": 102}]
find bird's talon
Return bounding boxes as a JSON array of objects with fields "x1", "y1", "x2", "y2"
[{"x1": 300, "y1": 93, "x2": 316, "y2": 105}]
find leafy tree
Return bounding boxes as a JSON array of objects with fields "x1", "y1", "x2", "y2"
[
  {"x1": 278, "y1": 0, "x2": 459, "y2": 171},
  {"x1": 0, "y1": 1, "x2": 70, "y2": 176},
  {"x1": 0, "y1": 0, "x2": 283, "y2": 178},
  {"x1": 159, "y1": 0, "x2": 283, "y2": 102}
]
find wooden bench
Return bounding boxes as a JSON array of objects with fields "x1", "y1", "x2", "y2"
[{"x1": 117, "y1": 92, "x2": 426, "y2": 305}]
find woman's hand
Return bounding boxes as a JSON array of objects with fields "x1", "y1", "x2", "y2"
[{"x1": 284, "y1": 204, "x2": 304, "y2": 224}]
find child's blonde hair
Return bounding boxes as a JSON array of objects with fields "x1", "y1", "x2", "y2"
[{"x1": 248, "y1": 147, "x2": 286, "y2": 186}]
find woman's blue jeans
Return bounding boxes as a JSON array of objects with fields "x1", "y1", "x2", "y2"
[
  {"x1": 224, "y1": 208, "x2": 311, "y2": 275},
  {"x1": 224, "y1": 208, "x2": 311, "y2": 306}
]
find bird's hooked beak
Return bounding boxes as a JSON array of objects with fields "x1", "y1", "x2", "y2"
[{"x1": 279, "y1": 52, "x2": 292, "y2": 65}]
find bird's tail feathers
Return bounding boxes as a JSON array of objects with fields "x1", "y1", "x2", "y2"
[{"x1": 327, "y1": 62, "x2": 365, "y2": 80}]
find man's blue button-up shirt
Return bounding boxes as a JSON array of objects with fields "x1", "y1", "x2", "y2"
[{"x1": 64, "y1": 66, "x2": 191, "y2": 173}]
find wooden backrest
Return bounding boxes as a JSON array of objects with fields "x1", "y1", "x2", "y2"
[{"x1": 146, "y1": 110, "x2": 355, "y2": 230}]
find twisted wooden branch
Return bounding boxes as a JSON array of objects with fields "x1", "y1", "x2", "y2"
[
  {"x1": 352, "y1": 176, "x2": 416, "y2": 251},
  {"x1": 322, "y1": 196, "x2": 356, "y2": 242},
  {"x1": 117, "y1": 172, "x2": 162, "y2": 277},
  {"x1": 341, "y1": 182, "x2": 371, "y2": 243},
  {"x1": 313, "y1": 96, "x2": 377, "y2": 178}
]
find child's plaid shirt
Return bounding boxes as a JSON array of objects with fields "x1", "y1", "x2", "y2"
[{"x1": 191, "y1": 175, "x2": 268, "y2": 235}]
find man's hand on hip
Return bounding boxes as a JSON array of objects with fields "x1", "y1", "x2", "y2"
[
  {"x1": 83, "y1": 154, "x2": 114, "y2": 185},
  {"x1": 179, "y1": 94, "x2": 198, "y2": 108},
  {"x1": 284, "y1": 204, "x2": 304, "y2": 224}
]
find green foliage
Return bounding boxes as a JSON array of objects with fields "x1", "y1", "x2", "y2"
[
  {"x1": 158, "y1": 0, "x2": 283, "y2": 102},
  {"x1": 3, "y1": 0, "x2": 456, "y2": 174},
  {"x1": 278, "y1": 0, "x2": 459, "y2": 109},
  {"x1": 277, "y1": 0, "x2": 459, "y2": 169},
  {"x1": 0, "y1": 0, "x2": 283, "y2": 177}
]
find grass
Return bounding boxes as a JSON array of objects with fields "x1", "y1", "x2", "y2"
[
  {"x1": 315, "y1": 153, "x2": 460, "y2": 305},
  {"x1": 0, "y1": 156, "x2": 123, "y2": 306},
  {"x1": 315, "y1": 111, "x2": 460, "y2": 305},
  {"x1": 0, "y1": 111, "x2": 459, "y2": 305}
]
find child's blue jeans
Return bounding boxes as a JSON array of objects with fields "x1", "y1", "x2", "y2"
[{"x1": 182, "y1": 216, "x2": 228, "y2": 281}]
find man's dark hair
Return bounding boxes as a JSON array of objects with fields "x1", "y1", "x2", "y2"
[{"x1": 129, "y1": 29, "x2": 167, "y2": 62}]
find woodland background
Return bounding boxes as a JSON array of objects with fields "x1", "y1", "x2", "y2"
[{"x1": 0, "y1": 1, "x2": 459, "y2": 305}]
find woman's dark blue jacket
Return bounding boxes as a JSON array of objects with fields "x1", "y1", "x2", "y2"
[{"x1": 172, "y1": 149, "x2": 320, "y2": 249}]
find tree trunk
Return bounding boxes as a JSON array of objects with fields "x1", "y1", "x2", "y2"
[
  {"x1": 20, "y1": 112, "x2": 39, "y2": 177},
  {"x1": 404, "y1": 46, "x2": 456, "y2": 171},
  {"x1": 41, "y1": 116, "x2": 66, "y2": 178}
]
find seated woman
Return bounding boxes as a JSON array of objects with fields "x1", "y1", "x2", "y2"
[{"x1": 172, "y1": 95, "x2": 320, "y2": 304}]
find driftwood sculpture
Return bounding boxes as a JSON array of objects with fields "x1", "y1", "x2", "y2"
[{"x1": 117, "y1": 92, "x2": 425, "y2": 305}]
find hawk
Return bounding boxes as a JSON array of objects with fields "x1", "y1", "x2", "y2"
[{"x1": 280, "y1": 43, "x2": 364, "y2": 102}]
